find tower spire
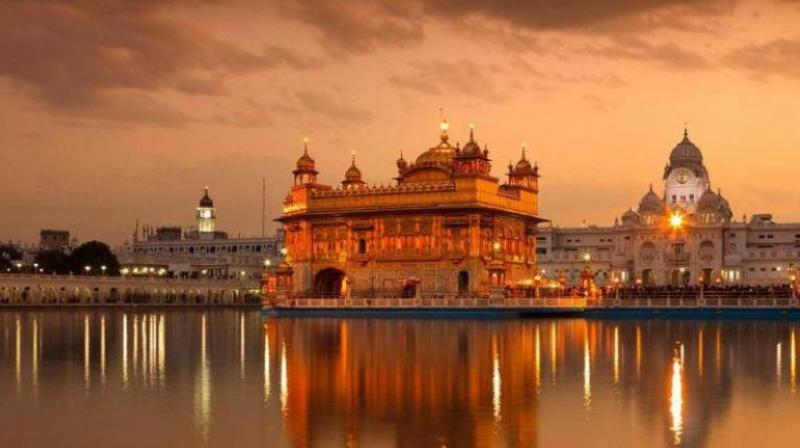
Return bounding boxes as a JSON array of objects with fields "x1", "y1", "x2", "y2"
[
  {"x1": 521, "y1": 142, "x2": 527, "y2": 160},
  {"x1": 303, "y1": 137, "x2": 309, "y2": 155},
  {"x1": 469, "y1": 123, "x2": 475, "y2": 142}
]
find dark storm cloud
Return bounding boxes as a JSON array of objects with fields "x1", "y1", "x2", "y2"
[
  {"x1": 585, "y1": 36, "x2": 709, "y2": 69},
  {"x1": 282, "y1": 0, "x2": 735, "y2": 57},
  {"x1": 389, "y1": 60, "x2": 507, "y2": 101},
  {"x1": 0, "y1": 0, "x2": 321, "y2": 126},
  {"x1": 275, "y1": 0, "x2": 425, "y2": 55},
  {"x1": 724, "y1": 39, "x2": 800, "y2": 79},
  {"x1": 295, "y1": 90, "x2": 373, "y2": 122}
]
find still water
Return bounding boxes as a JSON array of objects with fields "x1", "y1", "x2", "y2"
[{"x1": 1, "y1": 310, "x2": 799, "y2": 448}]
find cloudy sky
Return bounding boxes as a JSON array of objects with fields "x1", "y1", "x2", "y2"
[{"x1": 2, "y1": 0, "x2": 800, "y2": 244}]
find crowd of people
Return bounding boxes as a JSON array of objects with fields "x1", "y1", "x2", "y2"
[{"x1": 505, "y1": 283, "x2": 797, "y2": 300}]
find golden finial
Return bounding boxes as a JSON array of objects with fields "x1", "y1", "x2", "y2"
[
  {"x1": 303, "y1": 137, "x2": 309, "y2": 154},
  {"x1": 469, "y1": 123, "x2": 475, "y2": 141},
  {"x1": 351, "y1": 150, "x2": 357, "y2": 164},
  {"x1": 521, "y1": 142, "x2": 527, "y2": 160}
]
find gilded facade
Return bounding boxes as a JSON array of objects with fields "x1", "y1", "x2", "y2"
[{"x1": 277, "y1": 121, "x2": 544, "y2": 297}]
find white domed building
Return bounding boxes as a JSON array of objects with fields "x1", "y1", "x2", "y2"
[{"x1": 537, "y1": 129, "x2": 798, "y2": 287}]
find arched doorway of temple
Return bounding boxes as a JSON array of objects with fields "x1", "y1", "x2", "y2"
[
  {"x1": 458, "y1": 271, "x2": 469, "y2": 296},
  {"x1": 642, "y1": 269, "x2": 654, "y2": 286},
  {"x1": 401, "y1": 279, "x2": 418, "y2": 298},
  {"x1": 314, "y1": 268, "x2": 346, "y2": 298}
]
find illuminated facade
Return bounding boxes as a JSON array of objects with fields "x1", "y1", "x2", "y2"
[
  {"x1": 278, "y1": 122, "x2": 544, "y2": 297},
  {"x1": 539, "y1": 129, "x2": 800, "y2": 287}
]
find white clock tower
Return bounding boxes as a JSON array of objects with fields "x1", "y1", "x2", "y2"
[
  {"x1": 663, "y1": 129, "x2": 710, "y2": 214},
  {"x1": 196, "y1": 187, "x2": 216, "y2": 235}
]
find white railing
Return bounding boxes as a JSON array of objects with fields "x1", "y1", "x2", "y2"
[{"x1": 268, "y1": 296, "x2": 586, "y2": 310}]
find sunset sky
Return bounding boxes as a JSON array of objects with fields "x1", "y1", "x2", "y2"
[{"x1": 2, "y1": 0, "x2": 800, "y2": 245}]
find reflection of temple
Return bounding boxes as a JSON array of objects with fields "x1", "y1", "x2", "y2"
[
  {"x1": 265, "y1": 318, "x2": 542, "y2": 447},
  {"x1": 538, "y1": 129, "x2": 800, "y2": 287},
  {"x1": 277, "y1": 121, "x2": 544, "y2": 297},
  {"x1": 262, "y1": 318, "x2": 800, "y2": 448}
]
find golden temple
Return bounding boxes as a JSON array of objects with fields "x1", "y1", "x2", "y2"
[{"x1": 271, "y1": 120, "x2": 544, "y2": 299}]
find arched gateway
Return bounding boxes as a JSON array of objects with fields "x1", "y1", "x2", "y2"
[{"x1": 314, "y1": 268, "x2": 346, "y2": 298}]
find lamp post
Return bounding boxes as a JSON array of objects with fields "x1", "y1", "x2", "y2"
[
  {"x1": 15, "y1": 262, "x2": 22, "y2": 273},
  {"x1": 84, "y1": 265, "x2": 92, "y2": 275},
  {"x1": 33, "y1": 263, "x2": 39, "y2": 275},
  {"x1": 101, "y1": 265, "x2": 107, "y2": 276}
]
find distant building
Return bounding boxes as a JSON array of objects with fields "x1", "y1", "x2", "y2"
[
  {"x1": 538, "y1": 129, "x2": 800, "y2": 287},
  {"x1": 39, "y1": 229, "x2": 71, "y2": 252},
  {"x1": 119, "y1": 188, "x2": 284, "y2": 279}
]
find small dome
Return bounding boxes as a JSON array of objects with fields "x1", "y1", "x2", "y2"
[
  {"x1": 696, "y1": 188, "x2": 720, "y2": 212},
  {"x1": 638, "y1": 185, "x2": 664, "y2": 214},
  {"x1": 296, "y1": 151, "x2": 315, "y2": 171},
  {"x1": 460, "y1": 126, "x2": 482, "y2": 157},
  {"x1": 295, "y1": 140, "x2": 316, "y2": 172},
  {"x1": 396, "y1": 151, "x2": 407, "y2": 170},
  {"x1": 621, "y1": 209, "x2": 639, "y2": 224},
  {"x1": 669, "y1": 129, "x2": 703, "y2": 167},
  {"x1": 514, "y1": 147, "x2": 534, "y2": 174},
  {"x1": 199, "y1": 187, "x2": 213, "y2": 208},
  {"x1": 343, "y1": 154, "x2": 365, "y2": 186}
]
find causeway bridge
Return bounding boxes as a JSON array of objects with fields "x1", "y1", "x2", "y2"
[{"x1": 0, "y1": 274, "x2": 261, "y2": 305}]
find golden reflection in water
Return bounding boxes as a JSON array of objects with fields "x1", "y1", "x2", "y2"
[
  {"x1": 550, "y1": 322, "x2": 557, "y2": 382},
  {"x1": 264, "y1": 324, "x2": 271, "y2": 404},
  {"x1": 698, "y1": 329, "x2": 704, "y2": 377},
  {"x1": 195, "y1": 314, "x2": 211, "y2": 442},
  {"x1": 84, "y1": 314, "x2": 90, "y2": 391},
  {"x1": 583, "y1": 333, "x2": 591, "y2": 410},
  {"x1": 636, "y1": 324, "x2": 642, "y2": 378},
  {"x1": 240, "y1": 313, "x2": 246, "y2": 380},
  {"x1": 158, "y1": 314, "x2": 166, "y2": 384},
  {"x1": 613, "y1": 326, "x2": 620, "y2": 385},
  {"x1": 715, "y1": 326, "x2": 721, "y2": 376},
  {"x1": 777, "y1": 342, "x2": 782, "y2": 382},
  {"x1": 15, "y1": 316, "x2": 21, "y2": 394},
  {"x1": 791, "y1": 330, "x2": 796, "y2": 394},
  {"x1": 122, "y1": 314, "x2": 129, "y2": 389},
  {"x1": 492, "y1": 338, "x2": 502, "y2": 425},
  {"x1": 100, "y1": 315, "x2": 106, "y2": 389},
  {"x1": 280, "y1": 340, "x2": 288, "y2": 416},
  {"x1": 132, "y1": 315, "x2": 138, "y2": 374},
  {"x1": 32, "y1": 317, "x2": 38, "y2": 395},
  {"x1": 670, "y1": 346, "x2": 684, "y2": 446},
  {"x1": 535, "y1": 325, "x2": 541, "y2": 393}
]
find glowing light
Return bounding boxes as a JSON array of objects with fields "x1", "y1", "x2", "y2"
[
  {"x1": 264, "y1": 325, "x2": 271, "y2": 404},
  {"x1": 583, "y1": 334, "x2": 591, "y2": 410},
  {"x1": 439, "y1": 119, "x2": 449, "y2": 132},
  {"x1": 240, "y1": 313, "x2": 246, "y2": 380},
  {"x1": 670, "y1": 348, "x2": 684, "y2": 446},
  {"x1": 195, "y1": 314, "x2": 211, "y2": 442},
  {"x1": 100, "y1": 315, "x2": 106, "y2": 389},
  {"x1": 777, "y1": 342, "x2": 782, "y2": 381},
  {"x1": 84, "y1": 314, "x2": 91, "y2": 391},
  {"x1": 669, "y1": 212, "x2": 684, "y2": 230},
  {"x1": 280, "y1": 340, "x2": 288, "y2": 415},
  {"x1": 123, "y1": 314, "x2": 129, "y2": 389},
  {"x1": 15, "y1": 316, "x2": 21, "y2": 395},
  {"x1": 492, "y1": 340, "x2": 502, "y2": 424}
]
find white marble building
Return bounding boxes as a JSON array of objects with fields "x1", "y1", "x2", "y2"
[
  {"x1": 538, "y1": 130, "x2": 800, "y2": 287},
  {"x1": 118, "y1": 188, "x2": 284, "y2": 279}
]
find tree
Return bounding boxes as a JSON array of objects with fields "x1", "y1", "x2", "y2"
[
  {"x1": 35, "y1": 250, "x2": 70, "y2": 275},
  {"x1": 67, "y1": 241, "x2": 120, "y2": 275},
  {"x1": 0, "y1": 245, "x2": 22, "y2": 272}
]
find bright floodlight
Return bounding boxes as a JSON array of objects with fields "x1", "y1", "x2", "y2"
[{"x1": 669, "y1": 212, "x2": 684, "y2": 229}]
